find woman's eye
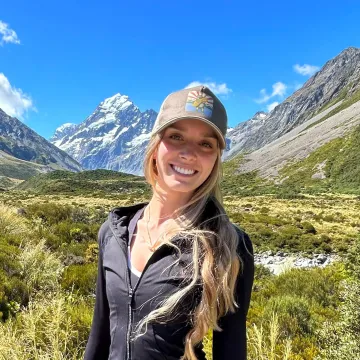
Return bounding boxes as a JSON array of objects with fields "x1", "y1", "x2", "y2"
[
  {"x1": 201, "y1": 142, "x2": 212, "y2": 148},
  {"x1": 170, "y1": 134, "x2": 182, "y2": 140}
]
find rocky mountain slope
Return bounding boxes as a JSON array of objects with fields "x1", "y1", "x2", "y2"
[
  {"x1": 225, "y1": 111, "x2": 268, "y2": 153},
  {"x1": 225, "y1": 47, "x2": 360, "y2": 159},
  {"x1": 229, "y1": 100, "x2": 360, "y2": 194},
  {"x1": 0, "y1": 109, "x2": 82, "y2": 187},
  {"x1": 50, "y1": 94, "x2": 157, "y2": 175}
]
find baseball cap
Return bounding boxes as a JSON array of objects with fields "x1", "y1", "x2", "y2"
[{"x1": 151, "y1": 85, "x2": 227, "y2": 149}]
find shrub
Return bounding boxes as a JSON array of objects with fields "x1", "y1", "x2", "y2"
[
  {"x1": 61, "y1": 263, "x2": 97, "y2": 295},
  {"x1": 301, "y1": 221, "x2": 317, "y2": 234},
  {"x1": 85, "y1": 243, "x2": 99, "y2": 263},
  {"x1": 262, "y1": 295, "x2": 312, "y2": 336},
  {"x1": 25, "y1": 203, "x2": 72, "y2": 226},
  {"x1": 316, "y1": 279, "x2": 360, "y2": 359}
]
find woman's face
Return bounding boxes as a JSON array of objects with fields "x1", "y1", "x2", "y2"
[{"x1": 153, "y1": 118, "x2": 219, "y2": 196}]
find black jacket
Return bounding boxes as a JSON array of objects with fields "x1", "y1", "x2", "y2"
[{"x1": 84, "y1": 201, "x2": 254, "y2": 360}]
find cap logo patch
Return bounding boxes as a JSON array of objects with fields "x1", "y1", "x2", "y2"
[{"x1": 185, "y1": 91, "x2": 213, "y2": 117}]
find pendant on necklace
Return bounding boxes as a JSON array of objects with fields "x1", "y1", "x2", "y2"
[{"x1": 148, "y1": 244, "x2": 156, "y2": 252}]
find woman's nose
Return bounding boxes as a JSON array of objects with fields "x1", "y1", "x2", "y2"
[{"x1": 179, "y1": 143, "x2": 197, "y2": 161}]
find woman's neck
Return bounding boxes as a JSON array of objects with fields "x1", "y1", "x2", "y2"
[{"x1": 146, "y1": 185, "x2": 192, "y2": 227}]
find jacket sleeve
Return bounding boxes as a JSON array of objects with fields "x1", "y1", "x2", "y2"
[
  {"x1": 84, "y1": 221, "x2": 111, "y2": 360},
  {"x1": 212, "y1": 227, "x2": 255, "y2": 360}
]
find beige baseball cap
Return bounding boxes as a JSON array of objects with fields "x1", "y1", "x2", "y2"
[{"x1": 152, "y1": 85, "x2": 227, "y2": 149}]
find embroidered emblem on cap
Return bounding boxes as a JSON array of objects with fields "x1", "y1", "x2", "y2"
[{"x1": 185, "y1": 91, "x2": 213, "y2": 117}]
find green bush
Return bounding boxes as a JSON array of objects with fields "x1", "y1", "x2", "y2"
[
  {"x1": 61, "y1": 263, "x2": 97, "y2": 295},
  {"x1": 263, "y1": 295, "x2": 312, "y2": 336},
  {"x1": 316, "y1": 279, "x2": 360, "y2": 359},
  {"x1": 301, "y1": 221, "x2": 317, "y2": 234},
  {"x1": 25, "y1": 203, "x2": 72, "y2": 225}
]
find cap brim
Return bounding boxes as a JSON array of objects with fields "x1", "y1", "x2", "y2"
[{"x1": 152, "y1": 116, "x2": 226, "y2": 149}]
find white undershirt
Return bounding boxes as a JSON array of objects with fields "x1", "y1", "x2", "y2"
[{"x1": 127, "y1": 244, "x2": 142, "y2": 277}]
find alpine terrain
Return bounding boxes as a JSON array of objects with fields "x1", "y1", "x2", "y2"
[
  {"x1": 0, "y1": 108, "x2": 82, "y2": 188},
  {"x1": 50, "y1": 94, "x2": 157, "y2": 175},
  {"x1": 51, "y1": 47, "x2": 360, "y2": 186}
]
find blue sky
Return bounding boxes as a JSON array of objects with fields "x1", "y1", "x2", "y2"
[{"x1": 0, "y1": 0, "x2": 359, "y2": 139}]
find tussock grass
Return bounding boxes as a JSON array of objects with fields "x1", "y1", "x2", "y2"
[
  {"x1": 0, "y1": 204, "x2": 30, "y2": 239},
  {"x1": 0, "y1": 294, "x2": 85, "y2": 360},
  {"x1": 20, "y1": 239, "x2": 64, "y2": 294},
  {"x1": 248, "y1": 313, "x2": 293, "y2": 360}
]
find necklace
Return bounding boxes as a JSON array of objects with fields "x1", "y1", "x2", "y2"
[{"x1": 144, "y1": 204, "x2": 160, "y2": 252}]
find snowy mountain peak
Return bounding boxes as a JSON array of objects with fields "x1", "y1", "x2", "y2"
[
  {"x1": 253, "y1": 111, "x2": 268, "y2": 120},
  {"x1": 57, "y1": 123, "x2": 76, "y2": 132},
  {"x1": 51, "y1": 92, "x2": 158, "y2": 175},
  {"x1": 100, "y1": 93, "x2": 135, "y2": 113},
  {"x1": 50, "y1": 123, "x2": 78, "y2": 142}
]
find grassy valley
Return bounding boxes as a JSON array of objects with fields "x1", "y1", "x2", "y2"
[{"x1": 0, "y1": 183, "x2": 359, "y2": 359}]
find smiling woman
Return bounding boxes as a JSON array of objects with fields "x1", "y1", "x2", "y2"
[
  {"x1": 84, "y1": 85, "x2": 255, "y2": 360},
  {"x1": 154, "y1": 119, "x2": 219, "y2": 195}
]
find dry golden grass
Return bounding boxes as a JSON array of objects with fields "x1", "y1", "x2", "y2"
[
  {"x1": 0, "y1": 294, "x2": 85, "y2": 360},
  {"x1": 247, "y1": 313, "x2": 293, "y2": 360}
]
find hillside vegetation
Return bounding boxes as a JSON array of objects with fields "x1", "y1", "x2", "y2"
[
  {"x1": 16, "y1": 169, "x2": 151, "y2": 197},
  {"x1": 279, "y1": 124, "x2": 360, "y2": 194},
  {"x1": 222, "y1": 124, "x2": 360, "y2": 197}
]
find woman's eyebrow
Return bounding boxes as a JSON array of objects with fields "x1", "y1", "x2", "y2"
[{"x1": 167, "y1": 125, "x2": 218, "y2": 140}]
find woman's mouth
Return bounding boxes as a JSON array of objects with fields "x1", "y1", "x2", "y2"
[{"x1": 170, "y1": 164, "x2": 198, "y2": 176}]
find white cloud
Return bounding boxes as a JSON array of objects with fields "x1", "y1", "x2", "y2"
[
  {"x1": 185, "y1": 81, "x2": 232, "y2": 95},
  {"x1": 0, "y1": 20, "x2": 20, "y2": 46},
  {"x1": 293, "y1": 64, "x2": 320, "y2": 76},
  {"x1": 267, "y1": 102, "x2": 279, "y2": 112},
  {"x1": 0, "y1": 73, "x2": 34, "y2": 119},
  {"x1": 256, "y1": 81, "x2": 287, "y2": 104}
]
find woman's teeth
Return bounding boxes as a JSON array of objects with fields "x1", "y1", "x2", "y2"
[{"x1": 172, "y1": 165, "x2": 196, "y2": 175}]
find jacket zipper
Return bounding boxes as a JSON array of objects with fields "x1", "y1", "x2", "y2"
[
  {"x1": 125, "y1": 247, "x2": 166, "y2": 360},
  {"x1": 126, "y1": 286, "x2": 133, "y2": 360},
  {"x1": 109, "y1": 216, "x2": 168, "y2": 360}
]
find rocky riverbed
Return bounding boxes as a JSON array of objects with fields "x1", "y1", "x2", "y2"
[{"x1": 255, "y1": 251, "x2": 340, "y2": 275}]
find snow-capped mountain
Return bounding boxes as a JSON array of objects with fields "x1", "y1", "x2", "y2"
[
  {"x1": 224, "y1": 111, "x2": 268, "y2": 157},
  {"x1": 50, "y1": 123, "x2": 77, "y2": 144},
  {"x1": 51, "y1": 93, "x2": 158, "y2": 175}
]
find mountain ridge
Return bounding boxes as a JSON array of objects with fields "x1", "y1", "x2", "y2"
[{"x1": 0, "y1": 108, "x2": 82, "y2": 187}]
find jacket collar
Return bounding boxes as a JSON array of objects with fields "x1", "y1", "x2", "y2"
[{"x1": 108, "y1": 202, "x2": 148, "y2": 244}]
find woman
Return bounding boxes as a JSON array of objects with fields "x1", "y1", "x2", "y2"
[{"x1": 84, "y1": 85, "x2": 254, "y2": 360}]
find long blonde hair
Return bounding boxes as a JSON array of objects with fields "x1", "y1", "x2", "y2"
[{"x1": 137, "y1": 132, "x2": 242, "y2": 360}]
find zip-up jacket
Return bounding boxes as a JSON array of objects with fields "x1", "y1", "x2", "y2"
[{"x1": 84, "y1": 200, "x2": 254, "y2": 360}]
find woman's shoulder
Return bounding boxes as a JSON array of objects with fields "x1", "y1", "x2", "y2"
[
  {"x1": 231, "y1": 224, "x2": 254, "y2": 262},
  {"x1": 97, "y1": 202, "x2": 147, "y2": 248}
]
